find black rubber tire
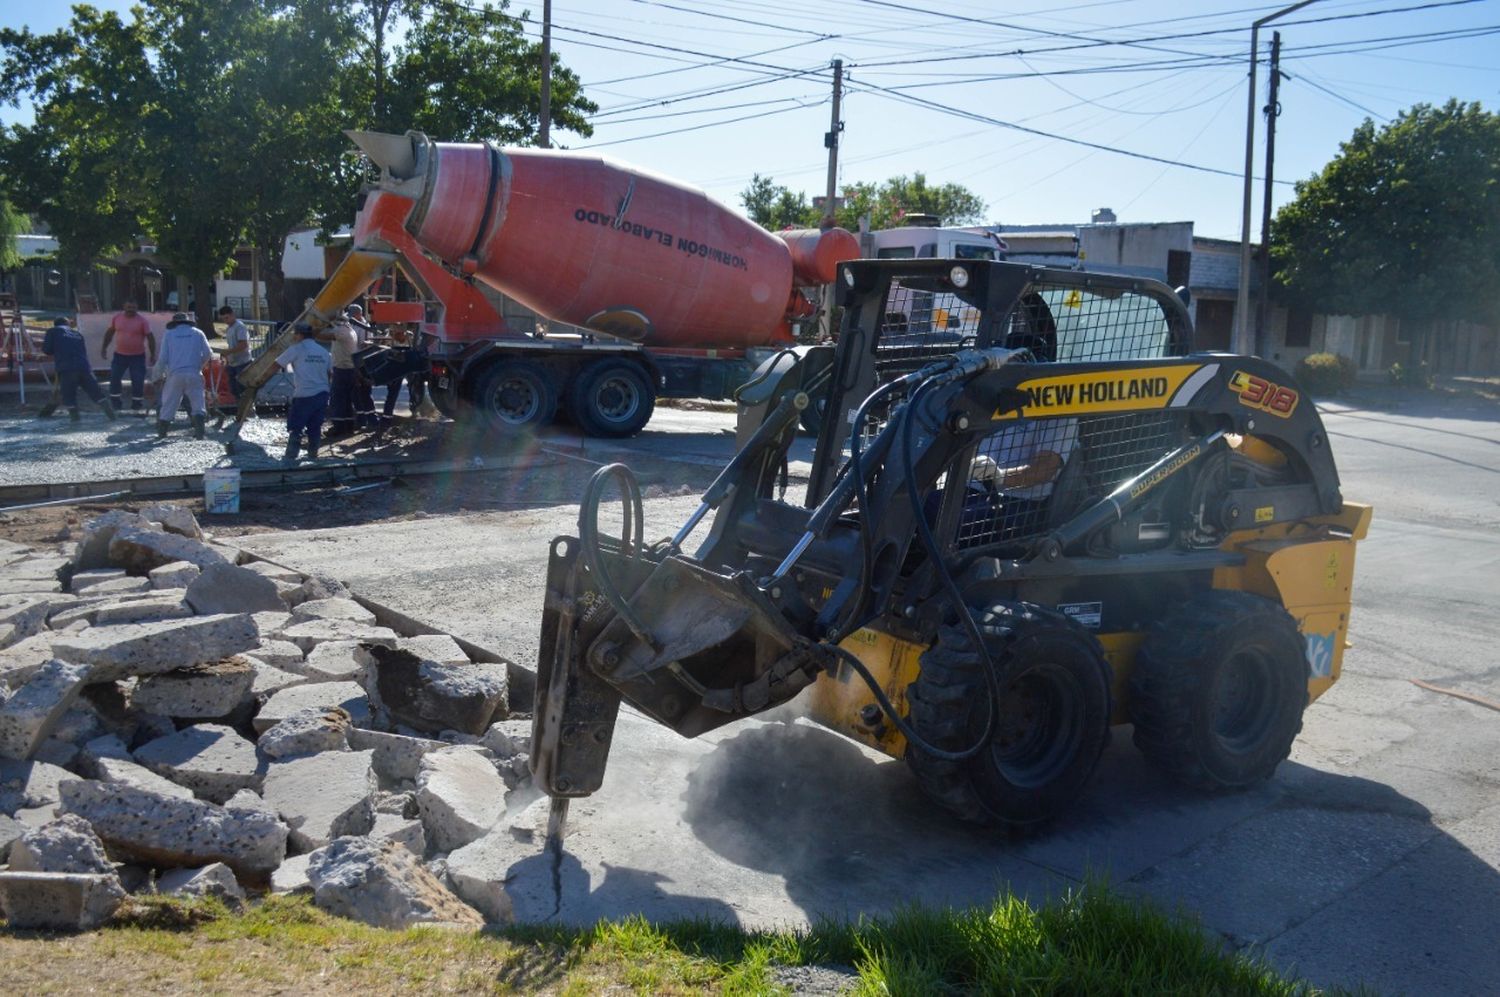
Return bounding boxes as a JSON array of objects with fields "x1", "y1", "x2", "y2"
[
  {"x1": 905, "y1": 602, "x2": 1113, "y2": 830},
  {"x1": 569, "y1": 359, "x2": 655, "y2": 438},
  {"x1": 475, "y1": 360, "x2": 559, "y2": 433},
  {"x1": 1130, "y1": 590, "x2": 1308, "y2": 791}
]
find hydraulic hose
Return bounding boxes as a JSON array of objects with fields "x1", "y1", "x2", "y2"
[{"x1": 578, "y1": 462, "x2": 655, "y2": 650}]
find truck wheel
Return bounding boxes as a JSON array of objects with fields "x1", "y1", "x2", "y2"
[
  {"x1": 570, "y1": 360, "x2": 655, "y2": 438},
  {"x1": 905, "y1": 602, "x2": 1112, "y2": 830},
  {"x1": 1130, "y1": 591, "x2": 1307, "y2": 790},
  {"x1": 475, "y1": 360, "x2": 558, "y2": 432}
]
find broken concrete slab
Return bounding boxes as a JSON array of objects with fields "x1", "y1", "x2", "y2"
[
  {"x1": 0, "y1": 659, "x2": 90, "y2": 760},
  {"x1": 8, "y1": 814, "x2": 115, "y2": 874},
  {"x1": 240, "y1": 561, "x2": 305, "y2": 585},
  {"x1": 300, "y1": 575, "x2": 352, "y2": 602},
  {"x1": 254, "y1": 681, "x2": 370, "y2": 734},
  {"x1": 395, "y1": 634, "x2": 470, "y2": 667},
  {"x1": 482, "y1": 719, "x2": 534, "y2": 760},
  {"x1": 291, "y1": 598, "x2": 377, "y2": 626},
  {"x1": 140, "y1": 504, "x2": 202, "y2": 540},
  {"x1": 73, "y1": 511, "x2": 153, "y2": 571},
  {"x1": 149, "y1": 561, "x2": 201, "y2": 590},
  {"x1": 307, "y1": 837, "x2": 483, "y2": 929},
  {"x1": 131, "y1": 657, "x2": 256, "y2": 719},
  {"x1": 0, "y1": 813, "x2": 24, "y2": 860},
  {"x1": 185, "y1": 562, "x2": 286, "y2": 617},
  {"x1": 133, "y1": 724, "x2": 263, "y2": 803},
  {"x1": 416, "y1": 747, "x2": 506, "y2": 852},
  {"x1": 445, "y1": 822, "x2": 526, "y2": 924},
  {"x1": 347, "y1": 728, "x2": 447, "y2": 783},
  {"x1": 245, "y1": 659, "x2": 309, "y2": 700},
  {"x1": 374, "y1": 790, "x2": 416, "y2": 817},
  {"x1": 31, "y1": 737, "x2": 77, "y2": 769},
  {"x1": 271, "y1": 853, "x2": 312, "y2": 894},
  {"x1": 157, "y1": 863, "x2": 245, "y2": 905},
  {"x1": 0, "y1": 633, "x2": 56, "y2": 688},
  {"x1": 365, "y1": 647, "x2": 507, "y2": 736},
  {"x1": 77, "y1": 576, "x2": 152, "y2": 597},
  {"x1": 258, "y1": 706, "x2": 351, "y2": 760},
  {"x1": 49, "y1": 614, "x2": 259, "y2": 683},
  {"x1": 249, "y1": 639, "x2": 304, "y2": 671},
  {"x1": 251, "y1": 611, "x2": 293, "y2": 639},
  {"x1": 59, "y1": 779, "x2": 287, "y2": 877},
  {"x1": 0, "y1": 871, "x2": 126, "y2": 930},
  {"x1": 292, "y1": 640, "x2": 367, "y2": 683},
  {"x1": 261, "y1": 749, "x2": 377, "y2": 852},
  {"x1": 0, "y1": 594, "x2": 67, "y2": 645},
  {"x1": 109, "y1": 525, "x2": 229, "y2": 573},
  {"x1": 274, "y1": 580, "x2": 305, "y2": 609},
  {"x1": 91, "y1": 756, "x2": 196, "y2": 801},
  {"x1": 77, "y1": 733, "x2": 132, "y2": 770},
  {"x1": 0, "y1": 538, "x2": 31, "y2": 565},
  {"x1": 0, "y1": 759, "x2": 72, "y2": 811},
  {"x1": 371, "y1": 813, "x2": 425, "y2": 856},
  {"x1": 90, "y1": 593, "x2": 194, "y2": 627},
  {"x1": 0, "y1": 578, "x2": 63, "y2": 596},
  {"x1": 68, "y1": 569, "x2": 128, "y2": 594},
  {"x1": 279, "y1": 619, "x2": 397, "y2": 654}
]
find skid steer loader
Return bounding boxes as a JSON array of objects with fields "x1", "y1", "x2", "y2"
[{"x1": 531, "y1": 259, "x2": 1370, "y2": 830}]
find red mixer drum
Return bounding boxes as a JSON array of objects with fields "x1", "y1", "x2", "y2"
[{"x1": 358, "y1": 132, "x2": 825, "y2": 349}]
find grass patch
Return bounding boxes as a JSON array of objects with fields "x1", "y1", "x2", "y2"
[{"x1": 0, "y1": 886, "x2": 1355, "y2": 994}]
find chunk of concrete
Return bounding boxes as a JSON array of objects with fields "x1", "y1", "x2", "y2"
[
  {"x1": 274, "y1": 580, "x2": 305, "y2": 608},
  {"x1": 446, "y1": 825, "x2": 524, "y2": 924},
  {"x1": 0, "y1": 659, "x2": 90, "y2": 760},
  {"x1": 91, "y1": 756, "x2": 196, "y2": 801},
  {"x1": 8, "y1": 814, "x2": 115, "y2": 874},
  {"x1": 261, "y1": 750, "x2": 376, "y2": 851},
  {"x1": 374, "y1": 790, "x2": 416, "y2": 817},
  {"x1": 0, "y1": 759, "x2": 72, "y2": 811},
  {"x1": 416, "y1": 747, "x2": 506, "y2": 852},
  {"x1": 292, "y1": 640, "x2": 368, "y2": 683},
  {"x1": 240, "y1": 561, "x2": 304, "y2": 585},
  {"x1": 223, "y1": 788, "x2": 274, "y2": 815},
  {"x1": 78, "y1": 733, "x2": 133, "y2": 770},
  {"x1": 249, "y1": 639, "x2": 304, "y2": 670},
  {"x1": 69, "y1": 569, "x2": 128, "y2": 594},
  {"x1": 132, "y1": 658, "x2": 256, "y2": 719},
  {"x1": 78, "y1": 576, "x2": 152, "y2": 597},
  {"x1": 252, "y1": 612, "x2": 293, "y2": 638},
  {"x1": 0, "y1": 871, "x2": 125, "y2": 930},
  {"x1": 0, "y1": 539, "x2": 31, "y2": 565},
  {"x1": 291, "y1": 598, "x2": 377, "y2": 626},
  {"x1": 59, "y1": 779, "x2": 287, "y2": 877},
  {"x1": 109, "y1": 524, "x2": 229, "y2": 574},
  {"x1": 0, "y1": 594, "x2": 67, "y2": 644},
  {"x1": 0, "y1": 624, "x2": 14, "y2": 652},
  {"x1": 347, "y1": 728, "x2": 447, "y2": 783},
  {"x1": 133, "y1": 724, "x2": 263, "y2": 803},
  {"x1": 184, "y1": 562, "x2": 286, "y2": 617},
  {"x1": 258, "y1": 706, "x2": 351, "y2": 760},
  {"x1": 246, "y1": 659, "x2": 309, "y2": 699},
  {"x1": 0, "y1": 812, "x2": 25, "y2": 859},
  {"x1": 72, "y1": 511, "x2": 153, "y2": 571},
  {"x1": 0, "y1": 633, "x2": 56, "y2": 688},
  {"x1": 300, "y1": 575, "x2": 352, "y2": 602},
  {"x1": 157, "y1": 863, "x2": 245, "y2": 905},
  {"x1": 49, "y1": 614, "x2": 259, "y2": 683},
  {"x1": 254, "y1": 681, "x2": 370, "y2": 734},
  {"x1": 371, "y1": 812, "x2": 425, "y2": 856},
  {"x1": 0, "y1": 578, "x2": 62, "y2": 596},
  {"x1": 395, "y1": 634, "x2": 470, "y2": 667},
  {"x1": 90, "y1": 593, "x2": 193, "y2": 627},
  {"x1": 140, "y1": 504, "x2": 202, "y2": 540},
  {"x1": 280, "y1": 620, "x2": 397, "y2": 654},
  {"x1": 149, "y1": 561, "x2": 201, "y2": 590},
  {"x1": 482, "y1": 719, "x2": 534, "y2": 760},
  {"x1": 271, "y1": 853, "x2": 312, "y2": 894},
  {"x1": 307, "y1": 837, "x2": 482, "y2": 929},
  {"x1": 365, "y1": 647, "x2": 507, "y2": 736}
]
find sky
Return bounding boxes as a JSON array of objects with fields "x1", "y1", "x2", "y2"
[{"x1": 1, "y1": 0, "x2": 1497, "y2": 239}]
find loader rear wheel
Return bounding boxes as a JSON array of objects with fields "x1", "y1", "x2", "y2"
[
  {"x1": 1130, "y1": 590, "x2": 1307, "y2": 791},
  {"x1": 570, "y1": 360, "x2": 655, "y2": 438},
  {"x1": 905, "y1": 603, "x2": 1112, "y2": 830},
  {"x1": 476, "y1": 360, "x2": 558, "y2": 433}
]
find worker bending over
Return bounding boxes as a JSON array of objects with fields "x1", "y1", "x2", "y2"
[{"x1": 154, "y1": 312, "x2": 214, "y2": 439}]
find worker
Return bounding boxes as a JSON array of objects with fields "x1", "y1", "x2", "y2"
[
  {"x1": 42, "y1": 316, "x2": 116, "y2": 422},
  {"x1": 276, "y1": 322, "x2": 333, "y2": 462},
  {"x1": 322, "y1": 309, "x2": 361, "y2": 437},
  {"x1": 379, "y1": 323, "x2": 426, "y2": 422},
  {"x1": 217, "y1": 305, "x2": 253, "y2": 399},
  {"x1": 346, "y1": 303, "x2": 378, "y2": 429},
  {"x1": 153, "y1": 312, "x2": 214, "y2": 439},
  {"x1": 101, "y1": 299, "x2": 157, "y2": 414}
]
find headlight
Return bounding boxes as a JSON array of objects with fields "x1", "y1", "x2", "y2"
[{"x1": 949, "y1": 265, "x2": 970, "y2": 288}]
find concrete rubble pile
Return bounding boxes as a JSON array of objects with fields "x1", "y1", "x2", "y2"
[{"x1": 0, "y1": 507, "x2": 537, "y2": 931}]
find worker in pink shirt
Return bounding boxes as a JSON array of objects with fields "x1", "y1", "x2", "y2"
[{"x1": 101, "y1": 299, "x2": 158, "y2": 413}]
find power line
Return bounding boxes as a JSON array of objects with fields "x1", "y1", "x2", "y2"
[
  {"x1": 577, "y1": 100, "x2": 826, "y2": 149},
  {"x1": 594, "y1": 93, "x2": 826, "y2": 126},
  {"x1": 1292, "y1": 71, "x2": 1391, "y2": 121},
  {"x1": 592, "y1": 66, "x2": 829, "y2": 119}
]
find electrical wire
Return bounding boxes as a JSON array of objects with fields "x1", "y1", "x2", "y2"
[{"x1": 579, "y1": 100, "x2": 825, "y2": 148}]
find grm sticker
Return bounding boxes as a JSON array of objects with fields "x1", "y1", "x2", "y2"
[{"x1": 1058, "y1": 601, "x2": 1103, "y2": 629}]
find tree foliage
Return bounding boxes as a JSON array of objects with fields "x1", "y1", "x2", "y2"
[
  {"x1": 741, "y1": 172, "x2": 987, "y2": 231},
  {"x1": 0, "y1": 196, "x2": 26, "y2": 275},
  {"x1": 1271, "y1": 100, "x2": 1500, "y2": 330}
]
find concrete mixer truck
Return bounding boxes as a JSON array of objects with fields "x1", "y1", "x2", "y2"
[{"x1": 231, "y1": 130, "x2": 860, "y2": 439}]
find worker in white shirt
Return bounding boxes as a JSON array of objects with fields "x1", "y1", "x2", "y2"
[
  {"x1": 276, "y1": 322, "x2": 333, "y2": 462},
  {"x1": 154, "y1": 312, "x2": 214, "y2": 439}
]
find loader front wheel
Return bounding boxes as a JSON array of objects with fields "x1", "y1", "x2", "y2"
[
  {"x1": 1130, "y1": 591, "x2": 1307, "y2": 791},
  {"x1": 906, "y1": 603, "x2": 1111, "y2": 830}
]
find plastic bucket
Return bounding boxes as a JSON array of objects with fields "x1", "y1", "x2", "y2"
[{"x1": 204, "y1": 467, "x2": 241, "y2": 515}]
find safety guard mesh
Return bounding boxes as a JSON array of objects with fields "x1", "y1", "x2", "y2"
[{"x1": 951, "y1": 410, "x2": 1188, "y2": 551}]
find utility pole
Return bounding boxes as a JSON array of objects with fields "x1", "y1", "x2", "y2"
[
  {"x1": 1253, "y1": 31, "x2": 1285, "y2": 359},
  {"x1": 1235, "y1": 0, "x2": 1317, "y2": 356},
  {"x1": 821, "y1": 59, "x2": 844, "y2": 339},
  {"x1": 538, "y1": 0, "x2": 553, "y2": 149}
]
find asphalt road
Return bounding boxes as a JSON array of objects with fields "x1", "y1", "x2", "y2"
[{"x1": 231, "y1": 395, "x2": 1500, "y2": 995}]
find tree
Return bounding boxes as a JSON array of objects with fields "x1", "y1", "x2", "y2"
[
  {"x1": 0, "y1": 196, "x2": 25, "y2": 286},
  {"x1": 741, "y1": 172, "x2": 987, "y2": 231},
  {"x1": 1271, "y1": 100, "x2": 1500, "y2": 365}
]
